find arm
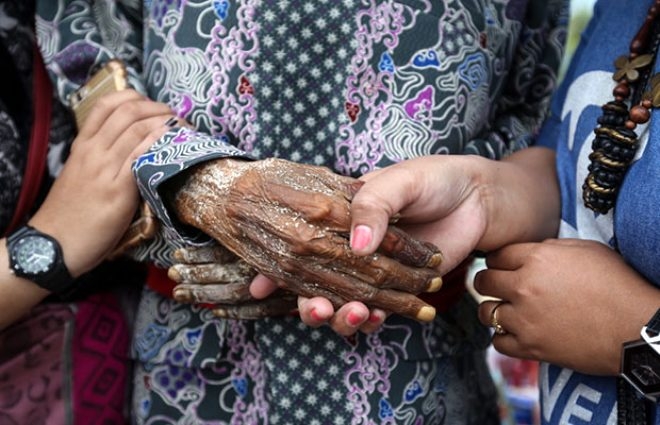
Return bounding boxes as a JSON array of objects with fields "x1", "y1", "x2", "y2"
[{"x1": 0, "y1": 90, "x2": 172, "y2": 331}]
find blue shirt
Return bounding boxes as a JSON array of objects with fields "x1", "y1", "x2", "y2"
[{"x1": 537, "y1": 0, "x2": 660, "y2": 422}]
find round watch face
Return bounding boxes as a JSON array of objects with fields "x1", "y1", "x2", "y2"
[{"x1": 13, "y1": 235, "x2": 56, "y2": 274}]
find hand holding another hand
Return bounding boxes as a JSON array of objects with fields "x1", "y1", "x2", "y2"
[{"x1": 166, "y1": 158, "x2": 444, "y2": 322}]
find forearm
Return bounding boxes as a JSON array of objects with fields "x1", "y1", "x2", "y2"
[
  {"x1": 476, "y1": 146, "x2": 560, "y2": 251},
  {"x1": 0, "y1": 239, "x2": 50, "y2": 331}
]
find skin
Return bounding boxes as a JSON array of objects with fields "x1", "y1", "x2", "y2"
[
  {"x1": 286, "y1": 146, "x2": 660, "y2": 376},
  {"x1": 254, "y1": 147, "x2": 561, "y2": 334},
  {"x1": 0, "y1": 90, "x2": 173, "y2": 331}
]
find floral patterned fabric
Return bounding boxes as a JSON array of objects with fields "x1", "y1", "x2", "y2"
[{"x1": 36, "y1": 1, "x2": 568, "y2": 424}]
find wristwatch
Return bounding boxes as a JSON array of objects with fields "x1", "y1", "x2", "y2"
[
  {"x1": 620, "y1": 308, "x2": 660, "y2": 402},
  {"x1": 6, "y1": 225, "x2": 75, "y2": 296}
]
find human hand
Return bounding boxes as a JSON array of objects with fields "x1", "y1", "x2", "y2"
[
  {"x1": 296, "y1": 149, "x2": 560, "y2": 332},
  {"x1": 29, "y1": 90, "x2": 174, "y2": 277},
  {"x1": 475, "y1": 238, "x2": 660, "y2": 376},
  {"x1": 168, "y1": 244, "x2": 298, "y2": 319},
  {"x1": 294, "y1": 155, "x2": 489, "y2": 331},
  {"x1": 168, "y1": 157, "x2": 444, "y2": 322}
]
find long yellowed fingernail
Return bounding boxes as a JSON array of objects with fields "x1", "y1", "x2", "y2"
[
  {"x1": 173, "y1": 288, "x2": 192, "y2": 303},
  {"x1": 426, "y1": 252, "x2": 444, "y2": 268},
  {"x1": 416, "y1": 306, "x2": 436, "y2": 322},
  {"x1": 167, "y1": 267, "x2": 182, "y2": 282},
  {"x1": 426, "y1": 277, "x2": 443, "y2": 293}
]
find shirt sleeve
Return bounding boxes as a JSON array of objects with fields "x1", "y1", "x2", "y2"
[{"x1": 133, "y1": 127, "x2": 254, "y2": 246}]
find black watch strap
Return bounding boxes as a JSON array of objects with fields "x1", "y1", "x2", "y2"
[{"x1": 620, "y1": 308, "x2": 660, "y2": 404}]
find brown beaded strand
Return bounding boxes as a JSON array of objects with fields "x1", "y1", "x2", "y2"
[{"x1": 582, "y1": 0, "x2": 660, "y2": 214}]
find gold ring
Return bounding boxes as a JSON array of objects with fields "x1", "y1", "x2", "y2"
[{"x1": 490, "y1": 302, "x2": 507, "y2": 335}]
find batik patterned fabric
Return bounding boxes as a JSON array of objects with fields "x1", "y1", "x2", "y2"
[{"x1": 36, "y1": 1, "x2": 567, "y2": 423}]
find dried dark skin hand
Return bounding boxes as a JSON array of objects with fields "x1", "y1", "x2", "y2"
[
  {"x1": 166, "y1": 157, "x2": 443, "y2": 322},
  {"x1": 168, "y1": 244, "x2": 298, "y2": 319}
]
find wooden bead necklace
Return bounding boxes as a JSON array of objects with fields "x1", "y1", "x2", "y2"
[{"x1": 583, "y1": 0, "x2": 660, "y2": 214}]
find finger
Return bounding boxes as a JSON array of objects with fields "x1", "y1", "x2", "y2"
[
  {"x1": 111, "y1": 113, "x2": 174, "y2": 161},
  {"x1": 478, "y1": 300, "x2": 505, "y2": 328},
  {"x1": 478, "y1": 300, "x2": 517, "y2": 338},
  {"x1": 357, "y1": 309, "x2": 388, "y2": 334},
  {"x1": 250, "y1": 273, "x2": 281, "y2": 299},
  {"x1": 378, "y1": 225, "x2": 443, "y2": 268},
  {"x1": 76, "y1": 89, "x2": 144, "y2": 138},
  {"x1": 115, "y1": 115, "x2": 177, "y2": 182},
  {"x1": 90, "y1": 99, "x2": 173, "y2": 150},
  {"x1": 282, "y1": 230, "x2": 442, "y2": 294},
  {"x1": 349, "y1": 168, "x2": 418, "y2": 255},
  {"x1": 298, "y1": 296, "x2": 335, "y2": 327},
  {"x1": 328, "y1": 302, "x2": 370, "y2": 336},
  {"x1": 279, "y1": 259, "x2": 436, "y2": 321},
  {"x1": 173, "y1": 244, "x2": 238, "y2": 265},
  {"x1": 213, "y1": 296, "x2": 298, "y2": 319},
  {"x1": 472, "y1": 268, "x2": 518, "y2": 301},
  {"x1": 168, "y1": 261, "x2": 256, "y2": 285},
  {"x1": 485, "y1": 243, "x2": 535, "y2": 270},
  {"x1": 172, "y1": 282, "x2": 253, "y2": 304}
]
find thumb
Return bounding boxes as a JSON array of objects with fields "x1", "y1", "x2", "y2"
[{"x1": 349, "y1": 168, "x2": 417, "y2": 255}]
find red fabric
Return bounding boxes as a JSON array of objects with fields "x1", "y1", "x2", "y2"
[
  {"x1": 0, "y1": 294, "x2": 130, "y2": 425},
  {"x1": 72, "y1": 294, "x2": 130, "y2": 424},
  {"x1": 147, "y1": 259, "x2": 468, "y2": 314},
  {"x1": 5, "y1": 47, "x2": 51, "y2": 235}
]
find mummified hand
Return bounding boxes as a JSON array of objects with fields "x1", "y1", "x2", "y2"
[
  {"x1": 166, "y1": 158, "x2": 444, "y2": 322},
  {"x1": 168, "y1": 244, "x2": 298, "y2": 319}
]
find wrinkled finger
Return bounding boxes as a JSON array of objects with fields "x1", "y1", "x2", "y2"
[
  {"x1": 172, "y1": 281, "x2": 252, "y2": 304},
  {"x1": 173, "y1": 244, "x2": 238, "y2": 265},
  {"x1": 378, "y1": 225, "x2": 443, "y2": 268},
  {"x1": 280, "y1": 260, "x2": 436, "y2": 322},
  {"x1": 282, "y1": 229, "x2": 442, "y2": 294},
  {"x1": 213, "y1": 296, "x2": 298, "y2": 319},
  {"x1": 168, "y1": 261, "x2": 256, "y2": 285}
]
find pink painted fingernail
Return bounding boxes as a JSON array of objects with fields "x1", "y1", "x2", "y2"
[
  {"x1": 351, "y1": 225, "x2": 373, "y2": 251},
  {"x1": 310, "y1": 308, "x2": 324, "y2": 322},
  {"x1": 368, "y1": 313, "x2": 382, "y2": 323},
  {"x1": 347, "y1": 312, "x2": 364, "y2": 327}
]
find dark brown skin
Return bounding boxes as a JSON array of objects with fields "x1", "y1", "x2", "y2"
[{"x1": 166, "y1": 157, "x2": 443, "y2": 322}]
